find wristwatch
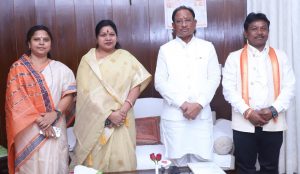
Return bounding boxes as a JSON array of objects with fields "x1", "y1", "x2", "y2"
[
  {"x1": 105, "y1": 119, "x2": 112, "y2": 127},
  {"x1": 268, "y1": 106, "x2": 278, "y2": 118}
]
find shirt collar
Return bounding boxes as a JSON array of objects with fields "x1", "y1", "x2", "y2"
[
  {"x1": 247, "y1": 43, "x2": 269, "y2": 56},
  {"x1": 175, "y1": 36, "x2": 196, "y2": 47}
]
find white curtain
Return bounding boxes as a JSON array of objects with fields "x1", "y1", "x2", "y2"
[{"x1": 247, "y1": 0, "x2": 300, "y2": 174}]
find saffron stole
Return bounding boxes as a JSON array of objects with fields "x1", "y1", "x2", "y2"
[{"x1": 240, "y1": 45, "x2": 280, "y2": 106}]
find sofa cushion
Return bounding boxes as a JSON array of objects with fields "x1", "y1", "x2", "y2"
[
  {"x1": 135, "y1": 116, "x2": 161, "y2": 145},
  {"x1": 214, "y1": 136, "x2": 233, "y2": 155},
  {"x1": 213, "y1": 119, "x2": 233, "y2": 155}
]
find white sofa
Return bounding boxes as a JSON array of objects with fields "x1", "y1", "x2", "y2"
[{"x1": 134, "y1": 98, "x2": 235, "y2": 170}]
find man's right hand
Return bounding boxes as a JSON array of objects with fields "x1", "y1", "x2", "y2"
[
  {"x1": 248, "y1": 110, "x2": 268, "y2": 126},
  {"x1": 180, "y1": 102, "x2": 203, "y2": 120}
]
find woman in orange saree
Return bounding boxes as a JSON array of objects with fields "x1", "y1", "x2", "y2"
[{"x1": 5, "y1": 25, "x2": 76, "y2": 174}]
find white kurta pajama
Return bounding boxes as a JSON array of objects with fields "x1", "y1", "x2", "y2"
[{"x1": 155, "y1": 37, "x2": 221, "y2": 163}]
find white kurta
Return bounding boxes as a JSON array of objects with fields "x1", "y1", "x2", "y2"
[
  {"x1": 155, "y1": 36, "x2": 221, "y2": 159},
  {"x1": 222, "y1": 44, "x2": 295, "y2": 133}
]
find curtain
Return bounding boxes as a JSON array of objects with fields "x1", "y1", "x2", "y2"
[{"x1": 247, "y1": 0, "x2": 300, "y2": 173}]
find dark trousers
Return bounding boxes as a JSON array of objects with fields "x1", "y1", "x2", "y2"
[{"x1": 233, "y1": 127, "x2": 283, "y2": 174}]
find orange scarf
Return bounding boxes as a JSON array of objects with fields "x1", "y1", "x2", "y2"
[
  {"x1": 5, "y1": 54, "x2": 54, "y2": 174},
  {"x1": 240, "y1": 45, "x2": 280, "y2": 105}
]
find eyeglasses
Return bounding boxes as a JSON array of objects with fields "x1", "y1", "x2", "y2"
[{"x1": 174, "y1": 18, "x2": 194, "y2": 25}]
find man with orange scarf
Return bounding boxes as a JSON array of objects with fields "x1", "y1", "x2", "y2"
[{"x1": 222, "y1": 13, "x2": 295, "y2": 174}]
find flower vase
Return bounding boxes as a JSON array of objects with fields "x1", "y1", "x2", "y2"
[{"x1": 155, "y1": 163, "x2": 159, "y2": 174}]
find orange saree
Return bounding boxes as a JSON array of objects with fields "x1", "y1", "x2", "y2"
[{"x1": 5, "y1": 54, "x2": 55, "y2": 174}]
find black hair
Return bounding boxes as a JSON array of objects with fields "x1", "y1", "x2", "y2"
[
  {"x1": 95, "y1": 20, "x2": 121, "y2": 49},
  {"x1": 25, "y1": 25, "x2": 53, "y2": 58},
  {"x1": 244, "y1": 12, "x2": 270, "y2": 31},
  {"x1": 171, "y1": 5, "x2": 195, "y2": 23}
]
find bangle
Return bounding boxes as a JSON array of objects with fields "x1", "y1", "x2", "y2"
[
  {"x1": 52, "y1": 109, "x2": 62, "y2": 126},
  {"x1": 55, "y1": 109, "x2": 62, "y2": 118},
  {"x1": 55, "y1": 109, "x2": 62, "y2": 121},
  {"x1": 125, "y1": 99, "x2": 133, "y2": 108},
  {"x1": 243, "y1": 108, "x2": 253, "y2": 119}
]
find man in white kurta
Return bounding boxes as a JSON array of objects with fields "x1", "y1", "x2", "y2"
[
  {"x1": 154, "y1": 6, "x2": 220, "y2": 167},
  {"x1": 222, "y1": 13, "x2": 295, "y2": 174}
]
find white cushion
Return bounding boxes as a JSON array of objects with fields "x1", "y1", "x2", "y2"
[
  {"x1": 213, "y1": 119, "x2": 233, "y2": 155},
  {"x1": 214, "y1": 136, "x2": 233, "y2": 155},
  {"x1": 133, "y1": 98, "x2": 164, "y2": 118},
  {"x1": 213, "y1": 119, "x2": 233, "y2": 139}
]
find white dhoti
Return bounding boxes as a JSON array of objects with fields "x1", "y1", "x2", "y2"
[{"x1": 161, "y1": 116, "x2": 213, "y2": 163}]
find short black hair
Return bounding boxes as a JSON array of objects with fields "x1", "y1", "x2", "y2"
[
  {"x1": 95, "y1": 20, "x2": 121, "y2": 49},
  {"x1": 172, "y1": 5, "x2": 195, "y2": 22},
  {"x1": 244, "y1": 12, "x2": 270, "y2": 31},
  {"x1": 25, "y1": 25, "x2": 53, "y2": 58}
]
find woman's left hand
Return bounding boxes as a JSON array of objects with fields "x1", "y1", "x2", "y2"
[{"x1": 36, "y1": 111, "x2": 57, "y2": 130}]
